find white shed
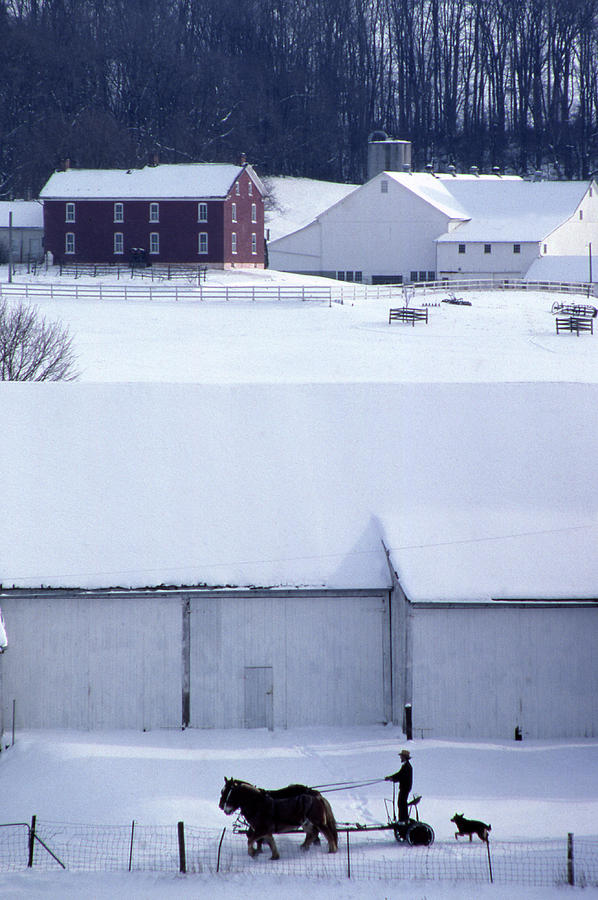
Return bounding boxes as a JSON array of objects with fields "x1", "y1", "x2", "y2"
[
  {"x1": 0, "y1": 382, "x2": 597, "y2": 738},
  {"x1": 0, "y1": 200, "x2": 44, "y2": 263}
]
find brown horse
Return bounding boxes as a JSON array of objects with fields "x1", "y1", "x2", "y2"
[{"x1": 219, "y1": 777, "x2": 338, "y2": 860}]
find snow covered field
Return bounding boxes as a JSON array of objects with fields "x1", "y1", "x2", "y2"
[
  {"x1": 1, "y1": 726, "x2": 598, "y2": 898},
  {"x1": 1, "y1": 265, "x2": 597, "y2": 384},
  {"x1": 1, "y1": 265, "x2": 597, "y2": 897}
]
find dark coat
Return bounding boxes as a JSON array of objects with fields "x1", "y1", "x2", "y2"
[{"x1": 387, "y1": 760, "x2": 412, "y2": 794}]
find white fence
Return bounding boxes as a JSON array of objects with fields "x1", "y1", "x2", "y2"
[{"x1": 0, "y1": 282, "x2": 333, "y2": 304}]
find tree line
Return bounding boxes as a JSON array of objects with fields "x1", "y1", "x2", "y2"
[{"x1": 2, "y1": 0, "x2": 598, "y2": 197}]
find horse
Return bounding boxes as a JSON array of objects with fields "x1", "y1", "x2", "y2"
[{"x1": 219, "y1": 777, "x2": 338, "y2": 860}]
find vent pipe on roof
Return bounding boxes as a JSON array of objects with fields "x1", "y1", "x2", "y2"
[
  {"x1": 149, "y1": 151, "x2": 159, "y2": 167},
  {"x1": 470, "y1": 165, "x2": 479, "y2": 177},
  {"x1": 492, "y1": 166, "x2": 501, "y2": 177},
  {"x1": 448, "y1": 164, "x2": 457, "y2": 176},
  {"x1": 62, "y1": 158, "x2": 70, "y2": 171}
]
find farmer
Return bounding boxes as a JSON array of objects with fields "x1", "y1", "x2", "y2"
[{"x1": 385, "y1": 748, "x2": 413, "y2": 824}]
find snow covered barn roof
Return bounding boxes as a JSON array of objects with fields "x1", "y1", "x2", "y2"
[
  {"x1": 436, "y1": 179, "x2": 590, "y2": 243},
  {"x1": 1, "y1": 383, "x2": 597, "y2": 602},
  {"x1": 264, "y1": 176, "x2": 358, "y2": 241},
  {"x1": 39, "y1": 163, "x2": 265, "y2": 200},
  {"x1": 0, "y1": 200, "x2": 43, "y2": 228}
]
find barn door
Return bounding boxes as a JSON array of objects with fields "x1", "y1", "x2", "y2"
[{"x1": 244, "y1": 666, "x2": 273, "y2": 730}]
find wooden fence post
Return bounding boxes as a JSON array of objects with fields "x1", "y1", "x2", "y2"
[
  {"x1": 28, "y1": 815, "x2": 36, "y2": 867},
  {"x1": 568, "y1": 833, "x2": 575, "y2": 886},
  {"x1": 177, "y1": 821, "x2": 186, "y2": 873}
]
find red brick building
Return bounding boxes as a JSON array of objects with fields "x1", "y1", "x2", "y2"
[{"x1": 40, "y1": 161, "x2": 265, "y2": 267}]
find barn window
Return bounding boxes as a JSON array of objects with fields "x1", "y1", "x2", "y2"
[
  {"x1": 484, "y1": 244, "x2": 492, "y2": 254},
  {"x1": 355, "y1": 271, "x2": 363, "y2": 282},
  {"x1": 381, "y1": 180, "x2": 388, "y2": 193},
  {"x1": 113, "y1": 232, "x2": 124, "y2": 254},
  {"x1": 198, "y1": 232, "x2": 208, "y2": 254},
  {"x1": 114, "y1": 203, "x2": 124, "y2": 223},
  {"x1": 149, "y1": 203, "x2": 159, "y2": 223},
  {"x1": 458, "y1": 244, "x2": 466, "y2": 254},
  {"x1": 232, "y1": 203, "x2": 237, "y2": 223},
  {"x1": 231, "y1": 232, "x2": 237, "y2": 254},
  {"x1": 251, "y1": 233, "x2": 257, "y2": 254},
  {"x1": 251, "y1": 203, "x2": 257, "y2": 223},
  {"x1": 513, "y1": 243, "x2": 521, "y2": 254},
  {"x1": 65, "y1": 202, "x2": 75, "y2": 223},
  {"x1": 149, "y1": 232, "x2": 160, "y2": 254},
  {"x1": 410, "y1": 271, "x2": 418, "y2": 282},
  {"x1": 580, "y1": 209, "x2": 584, "y2": 220},
  {"x1": 198, "y1": 203, "x2": 208, "y2": 222},
  {"x1": 65, "y1": 232, "x2": 75, "y2": 254}
]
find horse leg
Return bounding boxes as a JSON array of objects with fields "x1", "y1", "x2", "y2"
[
  {"x1": 300, "y1": 821, "x2": 318, "y2": 851},
  {"x1": 264, "y1": 834, "x2": 279, "y2": 860}
]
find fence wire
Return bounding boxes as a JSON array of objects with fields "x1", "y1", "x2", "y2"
[{"x1": 1, "y1": 820, "x2": 597, "y2": 888}]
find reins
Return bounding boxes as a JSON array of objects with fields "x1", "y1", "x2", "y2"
[{"x1": 310, "y1": 777, "x2": 387, "y2": 793}]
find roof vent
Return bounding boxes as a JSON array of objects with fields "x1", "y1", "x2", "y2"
[
  {"x1": 470, "y1": 166, "x2": 479, "y2": 177},
  {"x1": 448, "y1": 164, "x2": 457, "y2": 177},
  {"x1": 425, "y1": 162, "x2": 434, "y2": 174},
  {"x1": 492, "y1": 166, "x2": 501, "y2": 177},
  {"x1": 533, "y1": 170, "x2": 544, "y2": 182}
]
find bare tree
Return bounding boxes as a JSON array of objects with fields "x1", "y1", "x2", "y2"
[{"x1": 0, "y1": 300, "x2": 78, "y2": 381}]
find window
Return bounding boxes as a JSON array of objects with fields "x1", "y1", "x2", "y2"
[
  {"x1": 113, "y1": 232, "x2": 124, "y2": 254},
  {"x1": 231, "y1": 203, "x2": 237, "y2": 223},
  {"x1": 513, "y1": 243, "x2": 521, "y2": 254},
  {"x1": 418, "y1": 270, "x2": 427, "y2": 282},
  {"x1": 198, "y1": 203, "x2": 208, "y2": 223},
  {"x1": 248, "y1": 181, "x2": 253, "y2": 196},
  {"x1": 543, "y1": 244, "x2": 548, "y2": 254},
  {"x1": 235, "y1": 181, "x2": 240, "y2": 195},
  {"x1": 65, "y1": 203, "x2": 75, "y2": 223},
  {"x1": 65, "y1": 232, "x2": 75, "y2": 254},
  {"x1": 428, "y1": 271, "x2": 435, "y2": 281},
  {"x1": 114, "y1": 203, "x2": 124, "y2": 223},
  {"x1": 149, "y1": 203, "x2": 159, "y2": 223},
  {"x1": 345, "y1": 271, "x2": 354, "y2": 282},
  {"x1": 381, "y1": 180, "x2": 388, "y2": 193},
  {"x1": 337, "y1": 271, "x2": 345, "y2": 281},
  {"x1": 231, "y1": 232, "x2": 237, "y2": 254},
  {"x1": 149, "y1": 232, "x2": 159, "y2": 254},
  {"x1": 580, "y1": 210, "x2": 584, "y2": 220},
  {"x1": 198, "y1": 232, "x2": 208, "y2": 254},
  {"x1": 354, "y1": 271, "x2": 363, "y2": 283},
  {"x1": 410, "y1": 271, "x2": 418, "y2": 282},
  {"x1": 251, "y1": 233, "x2": 257, "y2": 254},
  {"x1": 484, "y1": 244, "x2": 492, "y2": 254},
  {"x1": 251, "y1": 203, "x2": 257, "y2": 223},
  {"x1": 458, "y1": 244, "x2": 466, "y2": 254}
]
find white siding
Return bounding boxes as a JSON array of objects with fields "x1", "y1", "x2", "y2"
[
  {"x1": 1, "y1": 594, "x2": 181, "y2": 729},
  {"x1": 411, "y1": 605, "x2": 598, "y2": 739},
  {"x1": 190, "y1": 592, "x2": 389, "y2": 729}
]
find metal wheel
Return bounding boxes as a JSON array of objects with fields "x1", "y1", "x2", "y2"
[
  {"x1": 406, "y1": 821, "x2": 435, "y2": 846},
  {"x1": 393, "y1": 825, "x2": 405, "y2": 843}
]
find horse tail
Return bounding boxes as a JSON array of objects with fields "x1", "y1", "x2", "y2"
[{"x1": 320, "y1": 795, "x2": 338, "y2": 849}]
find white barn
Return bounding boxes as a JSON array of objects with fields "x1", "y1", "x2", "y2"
[
  {"x1": 0, "y1": 383, "x2": 597, "y2": 740},
  {"x1": 267, "y1": 171, "x2": 598, "y2": 285}
]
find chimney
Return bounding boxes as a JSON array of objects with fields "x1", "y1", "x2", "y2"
[
  {"x1": 149, "y1": 151, "x2": 159, "y2": 167},
  {"x1": 239, "y1": 152, "x2": 247, "y2": 166},
  {"x1": 62, "y1": 158, "x2": 71, "y2": 171}
]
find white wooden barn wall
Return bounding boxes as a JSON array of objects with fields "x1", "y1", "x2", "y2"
[
  {"x1": 0, "y1": 594, "x2": 182, "y2": 730},
  {"x1": 189, "y1": 593, "x2": 390, "y2": 729},
  {"x1": 0, "y1": 591, "x2": 390, "y2": 731},
  {"x1": 410, "y1": 605, "x2": 598, "y2": 739}
]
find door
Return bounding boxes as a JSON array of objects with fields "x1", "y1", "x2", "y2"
[{"x1": 244, "y1": 666, "x2": 273, "y2": 730}]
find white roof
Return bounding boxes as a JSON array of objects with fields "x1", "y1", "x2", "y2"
[
  {"x1": 1, "y1": 382, "x2": 597, "y2": 599},
  {"x1": 39, "y1": 163, "x2": 264, "y2": 200},
  {"x1": 437, "y1": 180, "x2": 589, "y2": 242},
  {"x1": 0, "y1": 200, "x2": 44, "y2": 229}
]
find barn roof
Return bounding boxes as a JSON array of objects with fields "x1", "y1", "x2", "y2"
[
  {"x1": 1, "y1": 383, "x2": 597, "y2": 601},
  {"x1": 436, "y1": 180, "x2": 590, "y2": 243},
  {"x1": 39, "y1": 163, "x2": 265, "y2": 201}
]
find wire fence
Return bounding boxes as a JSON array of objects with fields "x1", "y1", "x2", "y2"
[{"x1": 1, "y1": 819, "x2": 597, "y2": 887}]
